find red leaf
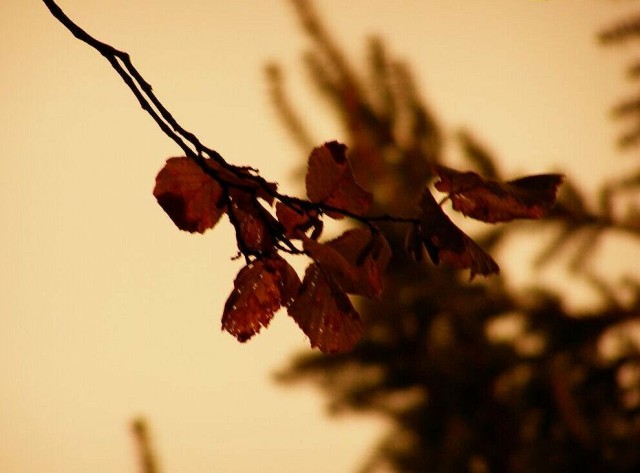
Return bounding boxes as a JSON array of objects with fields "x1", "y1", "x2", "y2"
[
  {"x1": 418, "y1": 190, "x2": 499, "y2": 279},
  {"x1": 288, "y1": 264, "x2": 363, "y2": 354},
  {"x1": 229, "y1": 189, "x2": 278, "y2": 254},
  {"x1": 153, "y1": 157, "x2": 225, "y2": 233},
  {"x1": 222, "y1": 257, "x2": 300, "y2": 342},
  {"x1": 279, "y1": 259, "x2": 303, "y2": 307},
  {"x1": 404, "y1": 225, "x2": 424, "y2": 263},
  {"x1": 434, "y1": 165, "x2": 564, "y2": 223},
  {"x1": 302, "y1": 229, "x2": 391, "y2": 299},
  {"x1": 275, "y1": 202, "x2": 320, "y2": 239},
  {"x1": 306, "y1": 141, "x2": 373, "y2": 218},
  {"x1": 329, "y1": 230, "x2": 392, "y2": 298}
]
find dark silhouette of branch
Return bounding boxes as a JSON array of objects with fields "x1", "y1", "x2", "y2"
[
  {"x1": 41, "y1": 0, "x2": 424, "y2": 247},
  {"x1": 265, "y1": 64, "x2": 316, "y2": 152},
  {"x1": 599, "y1": 6, "x2": 640, "y2": 149},
  {"x1": 42, "y1": 0, "x2": 220, "y2": 164},
  {"x1": 131, "y1": 418, "x2": 161, "y2": 473}
]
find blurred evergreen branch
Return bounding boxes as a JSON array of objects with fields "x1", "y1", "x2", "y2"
[
  {"x1": 131, "y1": 418, "x2": 161, "y2": 473},
  {"x1": 599, "y1": 8, "x2": 640, "y2": 149}
]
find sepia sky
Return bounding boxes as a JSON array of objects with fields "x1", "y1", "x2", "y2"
[{"x1": 1, "y1": 1, "x2": 636, "y2": 472}]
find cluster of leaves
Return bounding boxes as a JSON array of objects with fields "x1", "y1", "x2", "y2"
[
  {"x1": 153, "y1": 140, "x2": 562, "y2": 352},
  {"x1": 268, "y1": 1, "x2": 640, "y2": 472},
  {"x1": 41, "y1": 0, "x2": 561, "y2": 356}
]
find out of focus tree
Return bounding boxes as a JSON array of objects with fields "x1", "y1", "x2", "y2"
[{"x1": 270, "y1": 1, "x2": 640, "y2": 471}]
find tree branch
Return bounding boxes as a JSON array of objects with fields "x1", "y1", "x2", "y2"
[{"x1": 41, "y1": 0, "x2": 421, "y2": 233}]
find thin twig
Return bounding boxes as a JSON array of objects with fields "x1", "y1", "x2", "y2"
[
  {"x1": 41, "y1": 0, "x2": 419, "y2": 233},
  {"x1": 131, "y1": 418, "x2": 161, "y2": 473}
]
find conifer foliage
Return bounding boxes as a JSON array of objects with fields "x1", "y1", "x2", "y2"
[
  {"x1": 269, "y1": 1, "x2": 640, "y2": 471},
  {"x1": 599, "y1": 9, "x2": 640, "y2": 148}
]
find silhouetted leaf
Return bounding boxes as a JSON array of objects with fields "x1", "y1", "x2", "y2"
[
  {"x1": 302, "y1": 228, "x2": 391, "y2": 298},
  {"x1": 154, "y1": 157, "x2": 225, "y2": 233},
  {"x1": 434, "y1": 165, "x2": 564, "y2": 223},
  {"x1": 229, "y1": 189, "x2": 279, "y2": 254},
  {"x1": 418, "y1": 190, "x2": 499, "y2": 279},
  {"x1": 288, "y1": 264, "x2": 363, "y2": 354},
  {"x1": 404, "y1": 224, "x2": 424, "y2": 263},
  {"x1": 275, "y1": 202, "x2": 321, "y2": 239},
  {"x1": 222, "y1": 257, "x2": 300, "y2": 342},
  {"x1": 329, "y1": 229, "x2": 392, "y2": 298},
  {"x1": 306, "y1": 141, "x2": 373, "y2": 218}
]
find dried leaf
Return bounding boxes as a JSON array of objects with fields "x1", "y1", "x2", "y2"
[
  {"x1": 434, "y1": 165, "x2": 564, "y2": 223},
  {"x1": 154, "y1": 157, "x2": 225, "y2": 233},
  {"x1": 302, "y1": 228, "x2": 391, "y2": 298},
  {"x1": 306, "y1": 141, "x2": 373, "y2": 218},
  {"x1": 404, "y1": 225, "x2": 424, "y2": 263},
  {"x1": 288, "y1": 264, "x2": 363, "y2": 354},
  {"x1": 327, "y1": 229, "x2": 391, "y2": 297},
  {"x1": 229, "y1": 189, "x2": 279, "y2": 254},
  {"x1": 222, "y1": 257, "x2": 301, "y2": 342},
  {"x1": 419, "y1": 190, "x2": 499, "y2": 279},
  {"x1": 275, "y1": 202, "x2": 319, "y2": 239}
]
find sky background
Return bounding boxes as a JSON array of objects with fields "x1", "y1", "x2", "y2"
[{"x1": 1, "y1": 1, "x2": 637, "y2": 472}]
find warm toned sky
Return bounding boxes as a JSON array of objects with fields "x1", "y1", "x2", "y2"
[{"x1": 1, "y1": 1, "x2": 636, "y2": 472}]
